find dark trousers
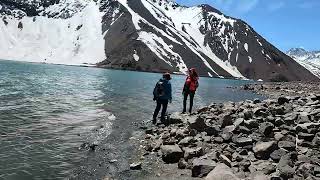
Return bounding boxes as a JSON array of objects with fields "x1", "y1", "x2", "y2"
[
  {"x1": 183, "y1": 91, "x2": 195, "y2": 113},
  {"x1": 153, "y1": 99, "x2": 169, "y2": 121}
]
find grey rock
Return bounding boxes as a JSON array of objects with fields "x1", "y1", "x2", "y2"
[
  {"x1": 249, "y1": 161, "x2": 276, "y2": 175},
  {"x1": 277, "y1": 152, "x2": 297, "y2": 179},
  {"x1": 234, "y1": 118, "x2": 244, "y2": 128},
  {"x1": 178, "y1": 158, "x2": 188, "y2": 169},
  {"x1": 244, "y1": 110, "x2": 253, "y2": 120},
  {"x1": 221, "y1": 114, "x2": 233, "y2": 128},
  {"x1": 259, "y1": 122, "x2": 274, "y2": 137},
  {"x1": 205, "y1": 125, "x2": 220, "y2": 136},
  {"x1": 270, "y1": 149, "x2": 288, "y2": 162},
  {"x1": 184, "y1": 147, "x2": 203, "y2": 160},
  {"x1": 192, "y1": 158, "x2": 217, "y2": 177},
  {"x1": 239, "y1": 126, "x2": 251, "y2": 134},
  {"x1": 253, "y1": 141, "x2": 278, "y2": 159},
  {"x1": 169, "y1": 112, "x2": 185, "y2": 124},
  {"x1": 221, "y1": 132, "x2": 233, "y2": 142},
  {"x1": 312, "y1": 132, "x2": 320, "y2": 146},
  {"x1": 188, "y1": 116, "x2": 207, "y2": 131},
  {"x1": 178, "y1": 136, "x2": 194, "y2": 146},
  {"x1": 233, "y1": 137, "x2": 253, "y2": 147},
  {"x1": 254, "y1": 107, "x2": 268, "y2": 117},
  {"x1": 298, "y1": 132, "x2": 315, "y2": 141},
  {"x1": 205, "y1": 163, "x2": 239, "y2": 180},
  {"x1": 278, "y1": 96, "x2": 289, "y2": 105},
  {"x1": 161, "y1": 144, "x2": 183, "y2": 163},
  {"x1": 130, "y1": 162, "x2": 142, "y2": 170},
  {"x1": 278, "y1": 141, "x2": 296, "y2": 151},
  {"x1": 244, "y1": 119, "x2": 259, "y2": 129}
]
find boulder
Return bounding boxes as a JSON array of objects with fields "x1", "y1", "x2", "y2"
[
  {"x1": 277, "y1": 152, "x2": 297, "y2": 179},
  {"x1": 192, "y1": 158, "x2": 217, "y2": 177},
  {"x1": 221, "y1": 132, "x2": 233, "y2": 142},
  {"x1": 253, "y1": 141, "x2": 278, "y2": 159},
  {"x1": 205, "y1": 125, "x2": 220, "y2": 136},
  {"x1": 161, "y1": 145, "x2": 183, "y2": 163},
  {"x1": 169, "y1": 112, "x2": 185, "y2": 124},
  {"x1": 278, "y1": 141, "x2": 296, "y2": 151},
  {"x1": 278, "y1": 96, "x2": 289, "y2": 105},
  {"x1": 259, "y1": 122, "x2": 274, "y2": 137},
  {"x1": 178, "y1": 158, "x2": 188, "y2": 169},
  {"x1": 312, "y1": 132, "x2": 320, "y2": 146},
  {"x1": 233, "y1": 118, "x2": 244, "y2": 128},
  {"x1": 244, "y1": 110, "x2": 253, "y2": 120},
  {"x1": 270, "y1": 149, "x2": 288, "y2": 162},
  {"x1": 296, "y1": 123, "x2": 320, "y2": 133},
  {"x1": 250, "y1": 172, "x2": 269, "y2": 180},
  {"x1": 244, "y1": 119, "x2": 259, "y2": 129},
  {"x1": 184, "y1": 147, "x2": 203, "y2": 160},
  {"x1": 249, "y1": 160, "x2": 276, "y2": 175},
  {"x1": 188, "y1": 116, "x2": 207, "y2": 131},
  {"x1": 178, "y1": 136, "x2": 194, "y2": 146},
  {"x1": 221, "y1": 114, "x2": 233, "y2": 128},
  {"x1": 298, "y1": 132, "x2": 315, "y2": 142},
  {"x1": 205, "y1": 163, "x2": 239, "y2": 180},
  {"x1": 254, "y1": 107, "x2": 268, "y2": 117},
  {"x1": 233, "y1": 137, "x2": 253, "y2": 147}
]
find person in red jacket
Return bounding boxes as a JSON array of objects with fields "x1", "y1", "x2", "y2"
[{"x1": 182, "y1": 68, "x2": 199, "y2": 113}]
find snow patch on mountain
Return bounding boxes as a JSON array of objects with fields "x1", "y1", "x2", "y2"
[
  {"x1": 139, "y1": 0, "x2": 244, "y2": 78},
  {"x1": 287, "y1": 48, "x2": 320, "y2": 78},
  {"x1": 0, "y1": 1, "x2": 105, "y2": 65}
]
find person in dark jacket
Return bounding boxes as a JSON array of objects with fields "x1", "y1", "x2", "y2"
[
  {"x1": 182, "y1": 68, "x2": 199, "y2": 114},
  {"x1": 153, "y1": 73, "x2": 172, "y2": 125}
]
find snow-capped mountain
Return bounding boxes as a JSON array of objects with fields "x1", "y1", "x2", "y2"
[
  {"x1": 0, "y1": 0, "x2": 318, "y2": 81},
  {"x1": 287, "y1": 48, "x2": 320, "y2": 78}
]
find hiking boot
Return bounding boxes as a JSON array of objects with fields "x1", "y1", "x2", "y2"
[{"x1": 152, "y1": 117, "x2": 157, "y2": 124}]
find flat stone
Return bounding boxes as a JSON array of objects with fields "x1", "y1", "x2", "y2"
[
  {"x1": 233, "y1": 137, "x2": 253, "y2": 147},
  {"x1": 278, "y1": 141, "x2": 296, "y2": 151}
]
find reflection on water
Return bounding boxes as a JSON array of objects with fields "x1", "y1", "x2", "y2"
[{"x1": 0, "y1": 60, "x2": 262, "y2": 180}]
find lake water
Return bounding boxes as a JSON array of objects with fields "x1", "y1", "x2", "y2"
[{"x1": 0, "y1": 60, "x2": 263, "y2": 180}]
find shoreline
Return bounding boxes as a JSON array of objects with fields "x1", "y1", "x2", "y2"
[{"x1": 72, "y1": 82, "x2": 320, "y2": 179}]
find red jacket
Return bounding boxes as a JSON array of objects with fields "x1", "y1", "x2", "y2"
[{"x1": 184, "y1": 76, "x2": 199, "y2": 92}]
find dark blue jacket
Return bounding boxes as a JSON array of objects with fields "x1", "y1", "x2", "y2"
[{"x1": 154, "y1": 78, "x2": 172, "y2": 101}]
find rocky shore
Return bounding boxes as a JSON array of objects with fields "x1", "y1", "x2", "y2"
[{"x1": 138, "y1": 93, "x2": 320, "y2": 179}]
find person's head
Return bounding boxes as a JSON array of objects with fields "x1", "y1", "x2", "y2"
[
  {"x1": 163, "y1": 72, "x2": 171, "y2": 80},
  {"x1": 189, "y1": 68, "x2": 198, "y2": 78}
]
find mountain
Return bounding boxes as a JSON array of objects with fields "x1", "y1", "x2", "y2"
[
  {"x1": 0, "y1": 0, "x2": 318, "y2": 81},
  {"x1": 287, "y1": 48, "x2": 320, "y2": 78}
]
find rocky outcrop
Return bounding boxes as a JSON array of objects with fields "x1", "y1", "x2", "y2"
[{"x1": 141, "y1": 94, "x2": 320, "y2": 179}]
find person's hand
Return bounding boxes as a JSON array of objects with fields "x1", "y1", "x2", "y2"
[
  {"x1": 153, "y1": 97, "x2": 156, "y2": 101},
  {"x1": 169, "y1": 99, "x2": 172, "y2": 103}
]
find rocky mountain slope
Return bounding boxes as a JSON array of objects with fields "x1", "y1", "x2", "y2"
[
  {"x1": 0, "y1": 0, "x2": 318, "y2": 81},
  {"x1": 287, "y1": 48, "x2": 320, "y2": 78}
]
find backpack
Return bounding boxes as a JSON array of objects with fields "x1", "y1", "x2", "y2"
[{"x1": 153, "y1": 80, "x2": 165, "y2": 99}]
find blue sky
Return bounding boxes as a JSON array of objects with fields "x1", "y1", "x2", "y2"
[{"x1": 175, "y1": 0, "x2": 320, "y2": 52}]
